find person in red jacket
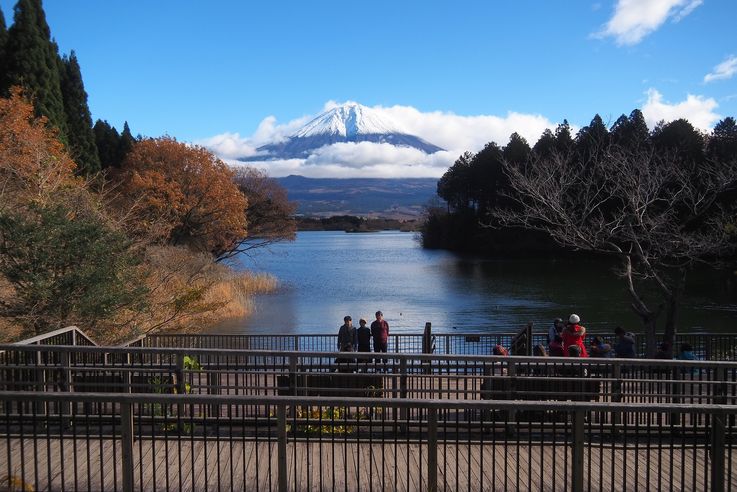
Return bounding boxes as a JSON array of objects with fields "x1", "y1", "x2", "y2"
[
  {"x1": 370, "y1": 310, "x2": 389, "y2": 362},
  {"x1": 562, "y1": 314, "x2": 588, "y2": 357}
]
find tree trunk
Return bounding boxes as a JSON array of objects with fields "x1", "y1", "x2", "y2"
[
  {"x1": 622, "y1": 255, "x2": 661, "y2": 357},
  {"x1": 662, "y1": 268, "x2": 687, "y2": 359}
]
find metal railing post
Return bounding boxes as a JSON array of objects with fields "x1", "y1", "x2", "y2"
[
  {"x1": 289, "y1": 354, "x2": 298, "y2": 397},
  {"x1": 572, "y1": 409, "x2": 585, "y2": 492},
  {"x1": 711, "y1": 411, "x2": 725, "y2": 492},
  {"x1": 277, "y1": 403, "x2": 288, "y2": 492},
  {"x1": 293, "y1": 335, "x2": 299, "y2": 352},
  {"x1": 59, "y1": 350, "x2": 72, "y2": 420},
  {"x1": 121, "y1": 401, "x2": 135, "y2": 492},
  {"x1": 612, "y1": 362, "x2": 622, "y2": 428},
  {"x1": 715, "y1": 366, "x2": 727, "y2": 405},
  {"x1": 507, "y1": 360, "x2": 517, "y2": 421},
  {"x1": 175, "y1": 353, "x2": 185, "y2": 421},
  {"x1": 124, "y1": 352, "x2": 132, "y2": 393},
  {"x1": 400, "y1": 358, "x2": 408, "y2": 430},
  {"x1": 427, "y1": 407, "x2": 438, "y2": 492}
]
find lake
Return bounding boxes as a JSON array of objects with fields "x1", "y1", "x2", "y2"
[{"x1": 217, "y1": 231, "x2": 737, "y2": 335}]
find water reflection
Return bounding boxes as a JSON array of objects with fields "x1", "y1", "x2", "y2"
[{"x1": 215, "y1": 231, "x2": 736, "y2": 335}]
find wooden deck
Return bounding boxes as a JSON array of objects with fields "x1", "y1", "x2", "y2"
[{"x1": 2, "y1": 436, "x2": 730, "y2": 491}]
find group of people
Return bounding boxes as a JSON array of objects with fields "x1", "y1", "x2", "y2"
[
  {"x1": 542, "y1": 315, "x2": 695, "y2": 360},
  {"x1": 539, "y1": 314, "x2": 638, "y2": 358},
  {"x1": 337, "y1": 311, "x2": 699, "y2": 361},
  {"x1": 337, "y1": 310, "x2": 389, "y2": 355}
]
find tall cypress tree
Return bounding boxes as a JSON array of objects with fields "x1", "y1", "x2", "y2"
[
  {"x1": 60, "y1": 51, "x2": 100, "y2": 174},
  {"x1": 94, "y1": 119, "x2": 121, "y2": 169},
  {"x1": 4, "y1": 0, "x2": 67, "y2": 139},
  {"x1": 0, "y1": 7, "x2": 8, "y2": 86},
  {"x1": 118, "y1": 121, "x2": 135, "y2": 163}
]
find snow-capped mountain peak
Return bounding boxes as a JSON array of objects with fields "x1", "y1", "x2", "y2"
[
  {"x1": 238, "y1": 101, "x2": 445, "y2": 162},
  {"x1": 293, "y1": 103, "x2": 401, "y2": 138}
]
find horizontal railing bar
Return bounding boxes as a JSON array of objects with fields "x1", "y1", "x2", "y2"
[
  {"x1": 10, "y1": 325, "x2": 96, "y2": 346},
  {"x1": 1, "y1": 390, "x2": 736, "y2": 413},
  {"x1": 2, "y1": 344, "x2": 735, "y2": 367}
]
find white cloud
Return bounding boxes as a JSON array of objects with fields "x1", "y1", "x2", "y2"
[
  {"x1": 596, "y1": 0, "x2": 702, "y2": 46},
  {"x1": 202, "y1": 103, "x2": 556, "y2": 178},
  {"x1": 704, "y1": 55, "x2": 737, "y2": 83},
  {"x1": 641, "y1": 88, "x2": 720, "y2": 130}
]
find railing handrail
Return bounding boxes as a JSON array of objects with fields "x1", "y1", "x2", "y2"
[
  {"x1": 12, "y1": 325, "x2": 97, "y2": 346},
  {"x1": 1, "y1": 389, "x2": 735, "y2": 414},
  {"x1": 2, "y1": 342, "x2": 737, "y2": 368},
  {"x1": 141, "y1": 331, "x2": 737, "y2": 337}
]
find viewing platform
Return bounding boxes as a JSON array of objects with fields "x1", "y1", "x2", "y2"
[{"x1": 1, "y1": 326, "x2": 736, "y2": 491}]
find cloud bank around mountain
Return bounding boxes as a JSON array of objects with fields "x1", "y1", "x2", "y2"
[
  {"x1": 595, "y1": 0, "x2": 702, "y2": 46},
  {"x1": 200, "y1": 94, "x2": 722, "y2": 178}
]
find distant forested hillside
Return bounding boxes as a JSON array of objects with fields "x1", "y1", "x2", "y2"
[{"x1": 276, "y1": 175, "x2": 438, "y2": 218}]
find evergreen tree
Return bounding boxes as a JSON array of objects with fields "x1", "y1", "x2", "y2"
[
  {"x1": 554, "y1": 120, "x2": 574, "y2": 154},
  {"x1": 610, "y1": 109, "x2": 650, "y2": 149},
  {"x1": 93, "y1": 119, "x2": 121, "y2": 169},
  {"x1": 532, "y1": 128, "x2": 556, "y2": 158},
  {"x1": 708, "y1": 117, "x2": 737, "y2": 162},
  {"x1": 118, "y1": 121, "x2": 135, "y2": 164},
  {"x1": 0, "y1": 7, "x2": 8, "y2": 85},
  {"x1": 503, "y1": 132, "x2": 531, "y2": 165},
  {"x1": 60, "y1": 51, "x2": 100, "y2": 174},
  {"x1": 575, "y1": 114, "x2": 610, "y2": 162},
  {"x1": 651, "y1": 118, "x2": 705, "y2": 164},
  {"x1": 468, "y1": 141, "x2": 504, "y2": 214},
  {"x1": 3, "y1": 0, "x2": 67, "y2": 139}
]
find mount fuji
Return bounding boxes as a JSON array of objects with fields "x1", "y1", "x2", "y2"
[{"x1": 239, "y1": 103, "x2": 444, "y2": 161}]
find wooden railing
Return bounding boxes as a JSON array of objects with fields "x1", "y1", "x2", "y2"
[
  {"x1": 125, "y1": 330, "x2": 737, "y2": 360},
  {"x1": 0, "y1": 391, "x2": 735, "y2": 491}
]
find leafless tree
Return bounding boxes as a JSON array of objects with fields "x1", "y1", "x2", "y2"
[
  {"x1": 493, "y1": 145, "x2": 737, "y2": 356},
  {"x1": 218, "y1": 167, "x2": 297, "y2": 261}
]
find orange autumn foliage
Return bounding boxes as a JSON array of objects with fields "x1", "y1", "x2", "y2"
[
  {"x1": 117, "y1": 137, "x2": 248, "y2": 256},
  {"x1": 0, "y1": 87, "x2": 79, "y2": 206}
]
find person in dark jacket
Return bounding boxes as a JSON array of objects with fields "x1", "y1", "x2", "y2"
[
  {"x1": 613, "y1": 326, "x2": 637, "y2": 358},
  {"x1": 356, "y1": 318, "x2": 372, "y2": 352},
  {"x1": 337, "y1": 316, "x2": 356, "y2": 351}
]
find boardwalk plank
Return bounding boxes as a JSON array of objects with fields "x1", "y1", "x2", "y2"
[{"x1": 1, "y1": 435, "x2": 732, "y2": 491}]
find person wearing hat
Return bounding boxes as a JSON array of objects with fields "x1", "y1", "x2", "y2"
[
  {"x1": 337, "y1": 316, "x2": 357, "y2": 351},
  {"x1": 562, "y1": 314, "x2": 588, "y2": 357}
]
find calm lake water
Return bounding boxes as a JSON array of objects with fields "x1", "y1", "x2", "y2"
[{"x1": 217, "y1": 231, "x2": 737, "y2": 335}]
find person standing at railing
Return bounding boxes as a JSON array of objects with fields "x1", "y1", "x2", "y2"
[
  {"x1": 337, "y1": 316, "x2": 357, "y2": 351},
  {"x1": 613, "y1": 326, "x2": 637, "y2": 358},
  {"x1": 589, "y1": 336, "x2": 614, "y2": 358},
  {"x1": 547, "y1": 318, "x2": 564, "y2": 347},
  {"x1": 371, "y1": 310, "x2": 389, "y2": 361},
  {"x1": 356, "y1": 318, "x2": 372, "y2": 352},
  {"x1": 562, "y1": 314, "x2": 588, "y2": 357}
]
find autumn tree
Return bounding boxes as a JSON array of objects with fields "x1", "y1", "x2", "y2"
[
  {"x1": 493, "y1": 144, "x2": 737, "y2": 356},
  {"x1": 221, "y1": 167, "x2": 296, "y2": 260},
  {"x1": 0, "y1": 86, "x2": 77, "y2": 206},
  {"x1": 0, "y1": 88, "x2": 146, "y2": 337},
  {"x1": 117, "y1": 137, "x2": 248, "y2": 256}
]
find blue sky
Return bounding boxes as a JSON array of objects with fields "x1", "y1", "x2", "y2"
[{"x1": 1, "y1": 0, "x2": 736, "y2": 177}]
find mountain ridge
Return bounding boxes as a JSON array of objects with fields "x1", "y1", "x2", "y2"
[{"x1": 276, "y1": 175, "x2": 439, "y2": 218}]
